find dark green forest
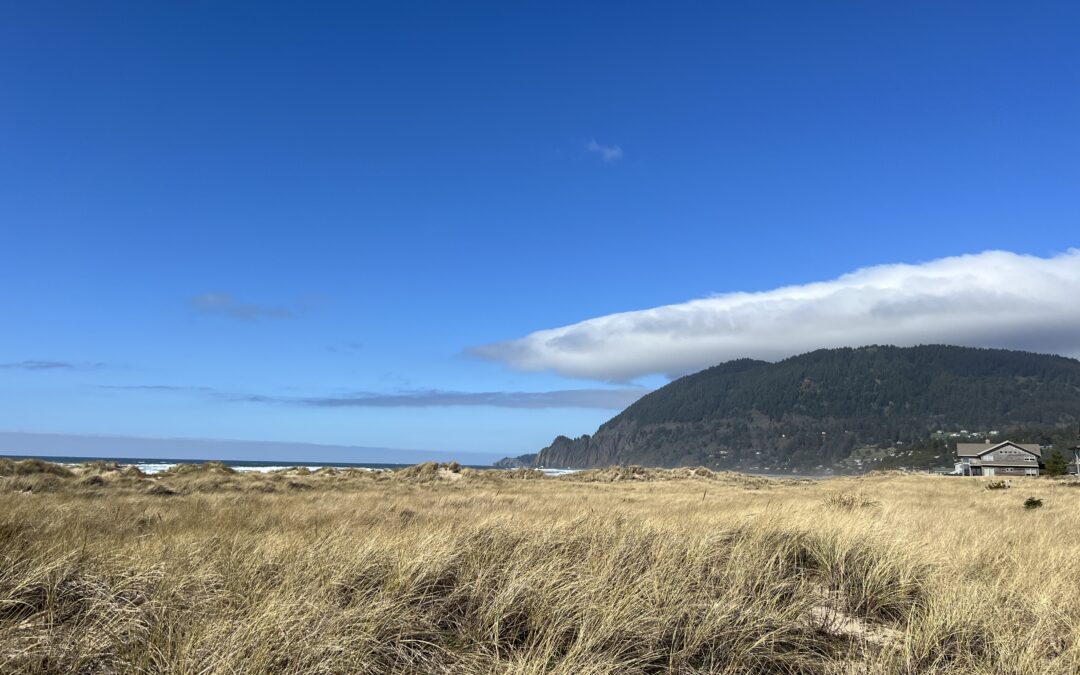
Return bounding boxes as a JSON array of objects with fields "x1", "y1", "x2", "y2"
[{"x1": 518, "y1": 346, "x2": 1080, "y2": 472}]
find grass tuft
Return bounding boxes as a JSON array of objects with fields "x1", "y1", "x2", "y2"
[{"x1": 821, "y1": 492, "x2": 881, "y2": 511}]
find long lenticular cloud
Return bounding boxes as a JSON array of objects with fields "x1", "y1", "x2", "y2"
[
  {"x1": 469, "y1": 249, "x2": 1080, "y2": 381},
  {"x1": 235, "y1": 388, "x2": 648, "y2": 410}
]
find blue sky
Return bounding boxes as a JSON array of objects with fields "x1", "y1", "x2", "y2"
[{"x1": 2, "y1": 2, "x2": 1078, "y2": 461}]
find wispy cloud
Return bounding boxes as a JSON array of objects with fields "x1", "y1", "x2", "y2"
[
  {"x1": 99, "y1": 384, "x2": 215, "y2": 393},
  {"x1": 0, "y1": 360, "x2": 103, "y2": 371},
  {"x1": 468, "y1": 249, "x2": 1080, "y2": 382},
  {"x1": 114, "y1": 384, "x2": 648, "y2": 410},
  {"x1": 189, "y1": 293, "x2": 293, "y2": 321},
  {"x1": 585, "y1": 139, "x2": 623, "y2": 162},
  {"x1": 275, "y1": 388, "x2": 648, "y2": 410}
]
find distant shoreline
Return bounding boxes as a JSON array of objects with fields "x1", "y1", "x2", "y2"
[
  {"x1": 0, "y1": 454, "x2": 486, "y2": 474},
  {"x1": 0, "y1": 453, "x2": 842, "y2": 478}
]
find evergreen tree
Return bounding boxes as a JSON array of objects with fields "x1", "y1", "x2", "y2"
[{"x1": 1045, "y1": 450, "x2": 1068, "y2": 476}]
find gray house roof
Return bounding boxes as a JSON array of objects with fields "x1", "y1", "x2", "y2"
[{"x1": 956, "y1": 441, "x2": 1042, "y2": 458}]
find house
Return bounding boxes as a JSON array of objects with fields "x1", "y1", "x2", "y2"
[{"x1": 955, "y1": 440, "x2": 1041, "y2": 476}]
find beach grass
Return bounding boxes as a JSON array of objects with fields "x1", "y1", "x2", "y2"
[{"x1": 1, "y1": 459, "x2": 1079, "y2": 673}]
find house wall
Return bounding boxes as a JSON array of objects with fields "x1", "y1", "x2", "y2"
[
  {"x1": 981, "y1": 446, "x2": 1040, "y2": 465},
  {"x1": 991, "y1": 466, "x2": 1039, "y2": 476}
]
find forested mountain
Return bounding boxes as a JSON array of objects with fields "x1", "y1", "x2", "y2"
[{"x1": 500, "y1": 346, "x2": 1080, "y2": 472}]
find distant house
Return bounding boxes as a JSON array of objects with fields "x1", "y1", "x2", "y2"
[{"x1": 955, "y1": 441, "x2": 1041, "y2": 477}]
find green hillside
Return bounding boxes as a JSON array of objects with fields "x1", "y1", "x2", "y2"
[{"x1": 506, "y1": 346, "x2": 1080, "y2": 472}]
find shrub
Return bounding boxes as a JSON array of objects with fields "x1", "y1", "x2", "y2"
[
  {"x1": 822, "y1": 493, "x2": 881, "y2": 511},
  {"x1": 82, "y1": 460, "x2": 121, "y2": 473},
  {"x1": 121, "y1": 465, "x2": 145, "y2": 478},
  {"x1": 202, "y1": 460, "x2": 236, "y2": 474},
  {"x1": 1023, "y1": 496, "x2": 1043, "y2": 510},
  {"x1": 502, "y1": 468, "x2": 545, "y2": 480},
  {"x1": 394, "y1": 462, "x2": 441, "y2": 481},
  {"x1": 78, "y1": 475, "x2": 107, "y2": 487},
  {"x1": 0, "y1": 459, "x2": 74, "y2": 477},
  {"x1": 985, "y1": 480, "x2": 1010, "y2": 490},
  {"x1": 161, "y1": 461, "x2": 235, "y2": 476}
]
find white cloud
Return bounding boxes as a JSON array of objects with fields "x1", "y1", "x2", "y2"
[
  {"x1": 585, "y1": 139, "x2": 623, "y2": 162},
  {"x1": 469, "y1": 249, "x2": 1080, "y2": 381}
]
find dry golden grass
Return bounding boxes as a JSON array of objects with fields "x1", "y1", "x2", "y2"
[{"x1": 1, "y1": 459, "x2": 1079, "y2": 673}]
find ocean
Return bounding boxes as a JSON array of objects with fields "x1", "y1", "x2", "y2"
[{"x1": 0, "y1": 454, "x2": 579, "y2": 476}]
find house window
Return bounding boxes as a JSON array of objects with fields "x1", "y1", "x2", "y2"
[{"x1": 983, "y1": 454, "x2": 994, "y2": 461}]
